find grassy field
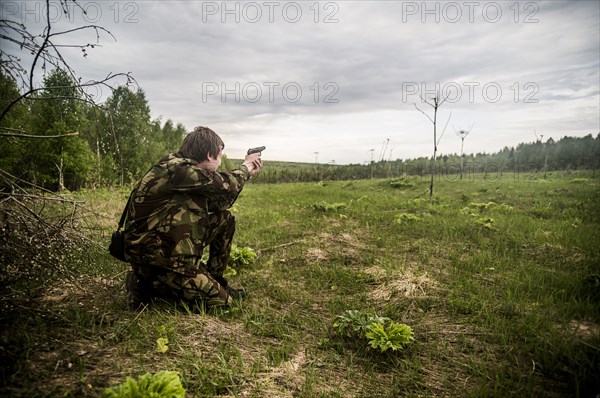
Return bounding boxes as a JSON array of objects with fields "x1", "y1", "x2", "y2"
[{"x1": 1, "y1": 171, "x2": 599, "y2": 397}]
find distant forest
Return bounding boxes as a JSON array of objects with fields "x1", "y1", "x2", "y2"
[
  {"x1": 252, "y1": 134, "x2": 600, "y2": 183},
  {"x1": 1, "y1": 69, "x2": 598, "y2": 189}
]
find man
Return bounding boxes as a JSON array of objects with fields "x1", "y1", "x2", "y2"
[{"x1": 123, "y1": 126, "x2": 262, "y2": 309}]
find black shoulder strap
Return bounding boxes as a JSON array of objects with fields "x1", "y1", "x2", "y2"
[{"x1": 116, "y1": 191, "x2": 133, "y2": 230}]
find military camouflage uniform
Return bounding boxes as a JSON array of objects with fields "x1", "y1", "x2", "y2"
[{"x1": 124, "y1": 152, "x2": 250, "y2": 306}]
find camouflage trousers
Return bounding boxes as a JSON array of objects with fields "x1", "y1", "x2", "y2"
[{"x1": 132, "y1": 210, "x2": 236, "y2": 306}]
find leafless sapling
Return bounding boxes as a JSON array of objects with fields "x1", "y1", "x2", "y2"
[{"x1": 413, "y1": 93, "x2": 452, "y2": 204}]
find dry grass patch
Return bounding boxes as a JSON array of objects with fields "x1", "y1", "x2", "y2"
[
  {"x1": 305, "y1": 247, "x2": 328, "y2": 262},
  {"x1": 369, "y1": 270, "x2": 439, "y2": 302},
  {"x1": 363, "y1": 264, "x2": 388, "y2": 280},
  {"x1": 251, "y1": 346, "x2": 307, "y2": 397},
  {"x1": 177, "y1": 315, "x2": 261, "y2": 361},
  {"x1": 305, "y1": 231, "x2": 367, "y2": 265}
]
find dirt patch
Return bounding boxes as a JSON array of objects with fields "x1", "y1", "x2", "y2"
[{"x1": 565, "y1": 319, "x2": 600, "y2": 339}]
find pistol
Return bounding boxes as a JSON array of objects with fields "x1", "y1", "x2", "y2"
[{"x1": 247, "y1": 146, "x2": 266, "y2": 155}]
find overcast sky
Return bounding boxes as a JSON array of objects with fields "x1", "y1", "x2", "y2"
[{"x1": 4, "y1": 0, "x2": 599, "y2": 163}]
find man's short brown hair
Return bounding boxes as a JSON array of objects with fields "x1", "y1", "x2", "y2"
[{"x1": 179, "y1": 126, "x2": 224, "y2": 162}]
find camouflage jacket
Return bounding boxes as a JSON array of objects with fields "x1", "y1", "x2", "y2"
[{"x1": 123, "y1": 152, "x2": 250, "y2": 274}]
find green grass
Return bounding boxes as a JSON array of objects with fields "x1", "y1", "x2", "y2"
[{"x1": 1, "y1": 172, "x2": 599, "y2": 397}]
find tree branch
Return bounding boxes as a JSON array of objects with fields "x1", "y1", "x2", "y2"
[
  {"x1": 0, "y1": 0, "x2": 134, "y2": 123},
  {"x1": 0, "y1": 131, "x2": 79, "y2": 139},
  {"x1": 413, "y1": 103, "x2": 434, "y2": 124},
  {"x1": 29, "y1": 0, "x2": 53, "y2": 90},
  {"x1": 437, "y1": 111, "x2": 453, "y2": 147}
]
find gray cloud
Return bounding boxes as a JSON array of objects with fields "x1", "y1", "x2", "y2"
[{"x1": 3, "y1": 0, "x2": 598, "y2": 163}]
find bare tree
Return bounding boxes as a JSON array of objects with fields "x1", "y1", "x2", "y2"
[
  {"x1": 379, "y1": 138, "x2": 390, "y2": 162},
  {"x1": 0, "y1": 0, "x2": 135, "y2": 130},
  {"x1": 414, "y1": 94, "x2": 452, "y2": 204}
]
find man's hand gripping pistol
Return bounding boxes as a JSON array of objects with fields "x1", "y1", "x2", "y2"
[{"x1": 244, "y1": 146, "x2": 265, "y2": 177}]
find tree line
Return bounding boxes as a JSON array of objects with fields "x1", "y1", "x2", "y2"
[
  {"x1": 0, "y1": 69, "x2": 186, "y2": 190},
  {"x1": 251, "y1": 134, "x2": 600, "y2": 183}
]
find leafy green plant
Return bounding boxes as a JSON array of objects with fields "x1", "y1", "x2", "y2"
[
  {"x1": 223, "y1": 267, "x2": 238, "y2": 278},
  {"x1": 462, "y1": 201, "x2": 512, "y2": 218},
  {"x1": 156, "y1": 337, "x2": 169, "y2": 353},
  {"x1": 476, "y1": 217, "x2": 496, "y2": 229},
  {"x1": 102, "y1": 371, "x2": 185, "y2": 398},
  {"x1": 469, "y1": 201, "x2": 496, "y2": 211},
  {"x1": 395, "y1": 213, "x2": 422, "y2": 223},
  {"x1": 311, "y1": 201, "x2": 347, "y2": 212},
  {"x1": 229, "y1": 245, "x2": 258, "y2": 266},
  {"x1": 365, "y1": 321, "x2": 415, "y2": 352},
  {"x1": 388, "y1": 178, "x2": 413, "y2": 189},
  {"x1": 333, "y1": 309, "x2": 389, "y2": 337},
  {"x1": 333, "y1": 310, "x2": 414, "y2": 353},
  {"x1": 460, "y1": 206, "x2": 478, "y2": 217}
]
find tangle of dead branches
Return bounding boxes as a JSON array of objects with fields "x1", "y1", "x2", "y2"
[{"x1": 0, "y1": 168, "x2": 107, "y2": 313}]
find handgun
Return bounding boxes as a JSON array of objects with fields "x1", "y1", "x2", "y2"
[{"x1": 247, "y1": 146, "x2": 266, "y2": 155}]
